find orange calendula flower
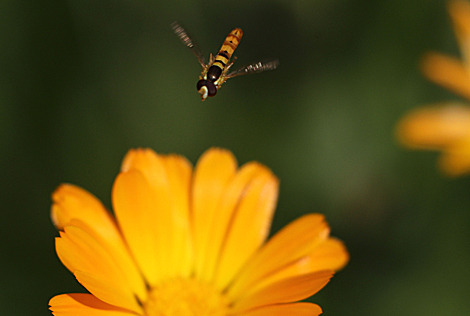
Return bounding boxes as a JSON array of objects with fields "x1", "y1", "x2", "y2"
[
  {"x1": 49, "y1": 148, "x2": 348, "y2": 316},
  {"x1": 396, "y1": 0, "x2": 470, "y2": 176}
]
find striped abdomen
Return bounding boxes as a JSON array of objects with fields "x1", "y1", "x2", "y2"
[{"x1": 206, "y1": 28, "x2": 243, "y2": 82}]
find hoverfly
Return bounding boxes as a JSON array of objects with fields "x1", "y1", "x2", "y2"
[{"x1": 171, "y1": 22, "x2": 279, "y2": 101}]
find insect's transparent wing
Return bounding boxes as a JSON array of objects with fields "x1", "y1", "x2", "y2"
[
  {"x1": 226, "y1": 59, "x2": 279, "y2": 78},
  {"x1": 171, "y1": 21, "x2": 205, "y2": 67}
]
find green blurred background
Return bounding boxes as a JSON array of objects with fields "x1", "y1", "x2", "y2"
[{"x1": 2, "y1": 0, "x2": 470, "y2": 315}]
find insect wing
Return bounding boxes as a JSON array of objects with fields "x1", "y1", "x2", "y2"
[
  {"x1": 226, "y1": 59, "x2": 279, "y2": 79},
  {"x1": 171, "y1": 21, "x2": 205, "y2": 67}
]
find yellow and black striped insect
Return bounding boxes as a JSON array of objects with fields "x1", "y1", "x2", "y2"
[{"x1": 171, "y1": 22, "x2": 279, "y2": 101}]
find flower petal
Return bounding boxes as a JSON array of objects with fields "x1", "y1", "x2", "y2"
[
  {"x1": 396, "y1": 104, "x2": 470, "y2": 149},
  {"x1": 74, "y1": 271, "x2": 141, "y2": 314},
  {"x1": 121, "y1": 148, "x2": 174, "y2": 193},
  {"x1": 49, "y1": 294, "x2": 135, "y2": 316},
  {"x1": 119, "y1": 148, "x2": 194, "y2": 279},
  {"x1": 59, "y1": 219, "x2": 147, "y2": 302},
  {"x1": 439, "y1": 138, "x2": 470, "y2": 176},
  {"x1": 55, "y1": 226, "x2": 142, "y2": 313},
  {"x1": 161, "y1": 154, "x2": 194, "y2": 277},
  {"x1": 197, "y1": 161, "x2": 270, "y2": 282},
  {"x1": 51, "y1": 184, "x2": 117, "y2": 236},
  {"x1": 449, "y1": 0, "x2": 470, "y2": 38},
  {"x1": 234, "y1": 303, "x2": 322, "y2": 316},
  {"x1": 421, "y1": 52, "x2": 470, "y2": 100},
  {"x1": 112, "y1": 169, "x2": 165, "y2": 286},
  {"x1": 232, "y1": 270, "x2": 334, "y2": 314},
  {"x1": 448, "y1": 0, "x2": 470, "y2": 63},
  {"x1": 300, "y1": 237, "x2": 349, "y2": 272},
  {"x1": 251, "y1": 238, "x2": 349, "y2": 292},
  {"x1": 52, "y1": 184, "x2": 146, "y2": 303},
  {"x1": 228, "y1": 214, "x2": 329, "y2": 298},
  {"x1": 191, "y1": 148, "x2": 238, "y2": 280},
  {"x1": 214, "y1": 165, "x2": 279, "y2": 289}
]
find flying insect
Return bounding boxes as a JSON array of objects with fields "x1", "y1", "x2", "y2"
[{"x1": 171, "y1": 22, "x2": 279, "y2": 101}]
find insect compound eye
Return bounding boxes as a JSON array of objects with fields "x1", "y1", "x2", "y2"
[
  {"x1": 206, "y1": 81, "x2": 217, "y2": 97},
  {"x1": 196, "y1": 79, "x2": 207, "y2": 91},
  {"x1": 197, "y1": 80, "x2": 217, "y2": 98}
]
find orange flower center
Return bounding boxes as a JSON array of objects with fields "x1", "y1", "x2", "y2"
[{"x1": 144, "y1": 278, "x2": 229, "y2": 316}]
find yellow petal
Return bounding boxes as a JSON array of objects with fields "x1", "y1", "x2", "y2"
[
  {"x1": 112, "y1": 169, "x2": 166, "y2": 286},
  {"x1": 51, "y1": 184, "x2": 117, "y2": 235},
  {"x1": 121, "y1": 148, "x2": 159, "y2": 178},
  {"x1": 232, "y1": 270, "x2": 334, "y2": 314},
  {"x1": 302, "y1": 237, "x2": 349, "y2": 272},
  {"x1": 55, "y1": 227, "x2": 123, "y2": 286},
  {"x1": 197, "y1": 161, "x2": 272, "y2": 282},
  {"x1": 215, "y1": 166, "x2": 279, "y2": 289},
  {"x1": 448, "y1": 0, "x2": 470, "y2": 63},
  {"x1": 121, "y1": 148, "x2": 172, "y2": 192},
  {"x1": 120, "y1": 148, "x2": 194, "y2": 279},
  {"x1": 51, "y1": 184, "x2": 146, "y2": 303},
  {"x1": 161, "y1": 154, "x2": 194, "y2": 277},
  {"x1": 439, "y1": 138, "x2": 470, "y2": 176},
  {"x1": 63, "y1": 219, "x2": 147, "y2": 302},
  {"x1": 234, "y1": 303, "x2": 322, "y2": 316},
  {"x1": 49, "y1": 294, "x2": 135, "y2": 316},
  {"x1": 396, "y1": 104, "x2": 470, "y2": 149},
  {"x1": 228, "y1": 214, "x2": 329, "y2": 298},
  {"x1": 449, "y1": 0, "x2": 470, "y2": 38},
  {"x1": 421, "y1": 52, "x2": 470, "y2": 100},
  {"x1": 74, "y1": 271, "x2": 142, "y2": 314},
  {"x1": 55, "y1": 226, "x2": 142, "y2": 313},
  {"x1": 191, "y1": 148, "x2": 238, "y2": 280},
  {"x1": 251, "y1": 238, "x2": 349, "y2": 292}
]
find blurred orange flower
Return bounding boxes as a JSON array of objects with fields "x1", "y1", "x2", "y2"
[
  {"x1": 396, "y1": 0, "x2": 470, "y2": 176},
  {"x1": 49, "y1": 148, "x2": 348, "y2": 316}
]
